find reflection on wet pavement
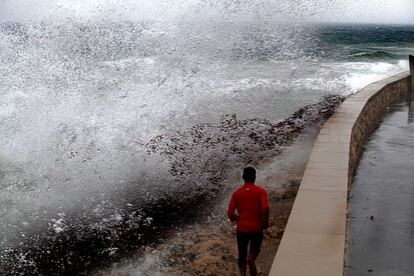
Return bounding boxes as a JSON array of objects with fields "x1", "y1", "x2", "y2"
[{"x1": 346, "y1": 99, "x2": 414, "y2": 276}]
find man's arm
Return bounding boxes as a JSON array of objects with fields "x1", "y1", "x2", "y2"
[
  {"x1": 260, "y1": 190, "x2": 269, "y2": 229},
  {"x1": 227, "y1": 192, "x2": 238, "y2": 222}
]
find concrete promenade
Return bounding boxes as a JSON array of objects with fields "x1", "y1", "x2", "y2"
[
  {"x1": 346, "y1": 100, "x2": 414, "y2": 276},
  {"x1": 269, "y1": 72, "x2": 411, "y2": 276}
]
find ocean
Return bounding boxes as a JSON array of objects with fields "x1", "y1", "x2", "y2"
[{"x1": 0, "y1": 17, "x2": 412, "y2": 273}]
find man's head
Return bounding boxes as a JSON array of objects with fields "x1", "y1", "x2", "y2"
[{"x1": 242, "y1": 167, "x2": 256, "y2": 183}]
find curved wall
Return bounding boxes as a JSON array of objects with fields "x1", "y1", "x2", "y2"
[{"x1": 269, "y1": 72, "x2": 411, "y2": 276}]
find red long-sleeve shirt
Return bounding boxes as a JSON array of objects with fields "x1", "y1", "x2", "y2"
[{"x1": 227, "y1": 183, "x2": 269, "y2": 233}]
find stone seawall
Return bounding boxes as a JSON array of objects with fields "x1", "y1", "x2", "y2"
[
  {"x1": 349, "y1": 74, "x2": 411, "y2": 182},
  {"x1": 269, "y1": 72, "x2": 411, "y2": 276}
]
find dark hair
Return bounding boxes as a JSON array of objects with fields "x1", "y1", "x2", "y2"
[{"x1": 242, "y1": 167, "x2": 256, "y2": 183}]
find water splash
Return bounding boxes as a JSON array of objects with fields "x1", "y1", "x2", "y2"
[{"x1": 0, "y1": 0, "x2": 412, "y2": 273}]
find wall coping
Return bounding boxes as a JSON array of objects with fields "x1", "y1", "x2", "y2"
[{"x1": 269, "y1": 72, "x2": 411, "y2": 276}]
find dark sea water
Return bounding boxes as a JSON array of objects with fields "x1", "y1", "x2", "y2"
[{"x1": 0, "y1": 19, "x2": 412, "y2": 274}]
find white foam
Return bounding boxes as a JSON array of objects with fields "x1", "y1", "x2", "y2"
[{"x1": 343, "y1": 60, "x2": 408, "y2": 92}]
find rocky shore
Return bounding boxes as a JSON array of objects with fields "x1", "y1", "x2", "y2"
[
  {"x1": 98, "y1": 93, "x2": 346, "y2": 275},
  {"x1": 153, "y1": 180, "x2": 300, "y2": 276},
  {"x1": 1, "y1": 95, "x2": 344, "y2": 275},
  {"x1": 97, "y1": 141, "x2": 310, "y2": 275}
]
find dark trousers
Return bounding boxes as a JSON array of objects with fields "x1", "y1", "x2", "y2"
[{"x1": 236, "y1": 231, "x2": 263, "y2": 268}]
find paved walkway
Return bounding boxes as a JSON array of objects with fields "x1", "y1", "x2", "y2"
[{"x1": 346, "y1": 100, "x2": 414, "y2": 276}]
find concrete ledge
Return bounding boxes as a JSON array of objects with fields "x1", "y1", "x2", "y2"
[{"x1": 269, "y1": 72, "x2": 411, "y2": 276}]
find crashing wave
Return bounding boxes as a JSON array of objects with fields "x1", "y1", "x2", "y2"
[
  {"x1": 348, "y1": 49, "x2": 399, "y2": 61},
  {"x1": 0, "y1": 95, "x2": 344, "y2": 275}
]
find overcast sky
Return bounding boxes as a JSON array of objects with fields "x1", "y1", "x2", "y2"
[
  {"x1": 318, "y1": 0, "x2": 414, "y2": 25},
  {"x1": 0, "y1": 0, "x2": 413, "y2": 24}
]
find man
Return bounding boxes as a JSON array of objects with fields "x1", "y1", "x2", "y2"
[{"x1": 227, "y1": 167, "x2": 269, "y2": 276}]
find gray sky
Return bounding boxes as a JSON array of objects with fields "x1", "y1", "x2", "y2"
[
  {"x1": 316, "y1": 0, "x2": 414, "y2": 25},
  {"x1": 0, "y1": 0, "x2": 413, "y2": 24}
]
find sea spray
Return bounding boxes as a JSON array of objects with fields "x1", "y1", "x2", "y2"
[
  {"x1": 0, "y1": 95, "x2": 344, "y2": 275},
  {"x1": 0, "y1": 1, "x2": 412, "y2": 274}
]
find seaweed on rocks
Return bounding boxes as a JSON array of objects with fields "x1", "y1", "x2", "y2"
[{"x1": 0, "y1": 95, "x2": 344, "y2": 275}]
